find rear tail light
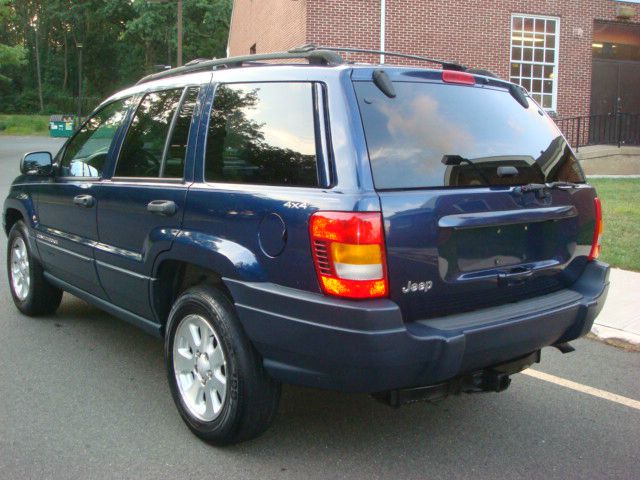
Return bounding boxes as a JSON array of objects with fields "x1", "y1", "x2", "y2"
[
  {"x1": 588, "y1": 197, "x2": 603, "y2": 261},
  {"x1": 310, "y1": 211, "x2": 388, "y2": 299},
  {"x1": 442, "y1": 70, "x2": 476, "y2": 85}
]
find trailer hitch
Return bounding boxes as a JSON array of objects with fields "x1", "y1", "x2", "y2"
[{"x1": 373, "y1": 350, "x2": 541, "y2": 408}]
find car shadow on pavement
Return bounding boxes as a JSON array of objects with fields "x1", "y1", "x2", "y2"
[
  {"x1": 50, "y1": 293, "x2": 497, "y2": 449},
  {"x1": 40, "y1": 293, "x2": 635, "y2": 478}
]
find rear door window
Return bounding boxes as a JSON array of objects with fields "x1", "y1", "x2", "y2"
[
  {"x1": 116, "y1": 87, "x2": 199, "y2": 178},
  {"x1": 354, "y1": 81, "x2": 585, "y2": 189},
  {"x1": 205, "y1": 82, "x2": 319, "y2": 187}
]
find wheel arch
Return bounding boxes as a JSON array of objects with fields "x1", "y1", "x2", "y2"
[
  {"x1": 149, "y1": 230, "x2": 267, "y2": 331},
  {"x1": 4, "y1": 207, "x2": 24, "y2": 235},
  {"x1": 152, "y1": 259, "x2": 235, "y2": 329},
  {"x1": 3, "y1": 198, "x2": 43, "y2": 263},
  {"x1": 4, "y1": 193, "x2": 36, "y2": 235}
]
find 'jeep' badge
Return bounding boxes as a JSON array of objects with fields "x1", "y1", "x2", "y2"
[{"x1": 402, "y1": 280, "x2": 433, "y2": 294}]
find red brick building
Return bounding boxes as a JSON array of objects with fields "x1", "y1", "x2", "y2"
[{"x1": 228, "y1": 0, "x2": 640, "y2": 119}]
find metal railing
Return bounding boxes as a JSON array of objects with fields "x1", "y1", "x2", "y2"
[{"x1": 555, "y1": 112, "x2": 640, "y2": 151}]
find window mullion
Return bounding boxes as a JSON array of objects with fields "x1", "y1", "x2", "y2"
[{"x1": 159, "y1": 87, "x2": 188, "y2": 178}]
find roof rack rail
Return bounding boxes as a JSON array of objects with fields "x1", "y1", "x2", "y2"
[
  {"x1": 300, "y1": 44, "x2": 467, "y2": 71},
  {"x1": 136, "y1": 47, "x2": 344, "y2": 85},
  {"x1": 135, "y1": 44, "x2": 467, "y2": 85}
]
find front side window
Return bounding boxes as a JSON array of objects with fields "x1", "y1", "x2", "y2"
[
  {"x1": 205, "y1": 82, "x2": 318, "y2": 187},
  {"x1": 59, "y1": 98, "x2": 131, "y2": 177},
  {"x1": 510, "y1": 14, "x2": 559, "y2": 110},
  {"x1": 115, "y1": 89, "x2": 184, "y2": 178}
]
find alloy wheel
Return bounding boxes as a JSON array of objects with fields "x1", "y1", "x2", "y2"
[
  {"x1": 10, "y1": 237, "x2": 30, "y2": 301},
  {"x1": 173, "y1": 314, "x2": 227, "y2": 421}
]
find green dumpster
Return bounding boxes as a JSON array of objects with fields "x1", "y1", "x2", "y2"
[{"x1": 49, "y1": 114, "x2": 75, "y2": 138}]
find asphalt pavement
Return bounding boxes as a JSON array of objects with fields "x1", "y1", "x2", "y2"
[{"x1": 0, "y1": 136, "x2": 639, "y2": 480}]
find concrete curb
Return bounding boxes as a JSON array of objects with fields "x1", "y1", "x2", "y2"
[
  {"x1": 577, "y1": 145, "x2": 640, "y2": 175},
  {"x1": 587, "y1": 175, "x2": 640, "y2": 179},
  {"x1": 591, "y1": 325, "x2": 640, "y2": 350},
  {"x1": 588, "y1": 268, "x2": 640, "y2": 351}
]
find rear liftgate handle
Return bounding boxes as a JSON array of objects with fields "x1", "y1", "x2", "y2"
[
  {"x1": 497, "y1": 266, "x2": 534, "y2": 287},
  {"x1": 147, "y1": 200, "x2": 177, "y2": 217}
]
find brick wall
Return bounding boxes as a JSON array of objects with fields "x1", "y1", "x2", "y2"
[
  {"x1": 381, "y1": 1, "x2": 639, "y2": 118},
  {"x1": 227, "y1": 0, "x2": 307, "y2": 56},
  {"x1": 307, "y1": 0, "x2": 381, "y2": 63},
  {"x1": 229, "y1": 0, "x2": 640, "y2": 118}
]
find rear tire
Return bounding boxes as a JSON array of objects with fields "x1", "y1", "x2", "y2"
[
  {"x1": 7, "y1": 220, "x2": 63, "y2": 316},
  {"x1": 165, "y1": 285, "x2": 281, "y2": 445}
]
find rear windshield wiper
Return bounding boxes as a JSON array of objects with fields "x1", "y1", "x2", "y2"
[
  {"x1": 519, "y1": 181, "x2": 581, "y2": 193},
  {"x1": 546, "y1": 181, "x2": 582, "y2": 189},
  {"x1": 441, "y1": 155, "x2": 490, "y2": 185},
  {"x1": 516, "y1": 181, "x2": 582, "y2": 198}
]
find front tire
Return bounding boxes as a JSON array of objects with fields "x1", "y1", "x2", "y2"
[
  {"x1": 165, "y1": 285, "x2": 281, "y2": 445},
  {"x1": 7, "y1": 220, "x2": 62, "y2": 316}
]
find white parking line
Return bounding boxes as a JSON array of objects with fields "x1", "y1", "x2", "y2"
[{"x1": 522, "y1": 369, "x2": 640, "y2": 411}]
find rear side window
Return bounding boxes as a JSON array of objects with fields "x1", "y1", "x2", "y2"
[
  {"x1": 205, "y1": 82, "x2": 318, "y2": 187},
  {"x1": 354, "y1": 81, "x2": 585, "y2": 189},
  {"x1": 116, "y1": 87, "x2": 199, "y2": 178}
]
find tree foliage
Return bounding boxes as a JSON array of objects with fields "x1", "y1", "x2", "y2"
[
  {"x1": 0, "y1": 0, "x2": 232, "y2": 114},
  {"x1": 0, "y1": 0, "x2": 27, "y2": 83}
]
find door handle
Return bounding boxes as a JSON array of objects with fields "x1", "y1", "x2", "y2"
[
  {"x1": 497, "y1": 266, "x2": 534, "y2": 287},
  {"x1": 147, "y1": 200, "x2": 177, "y2": 216},
  {"x1": 73, "y1": 194, "x2": 95, "y2": 208}
]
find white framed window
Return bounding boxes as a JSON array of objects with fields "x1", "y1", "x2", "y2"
[{"x1": 510, "y1": 14, "x2": 560, "y2": 111}]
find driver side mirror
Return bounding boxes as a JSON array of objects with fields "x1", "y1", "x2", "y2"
[{"x1": 21, "y1": 151, "x2": 53, "y2": 176}]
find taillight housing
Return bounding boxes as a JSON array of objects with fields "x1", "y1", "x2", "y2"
[
  {"x1": 588, "y1": 197, "x2": 603, "y2": 261},
  {"x1": 310, "y1": 211, "x2": 388, "y2": 299}
]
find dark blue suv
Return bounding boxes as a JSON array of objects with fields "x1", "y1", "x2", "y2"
[{"x1": 4, "y1": 47, "x2": 609, "y2": 444}]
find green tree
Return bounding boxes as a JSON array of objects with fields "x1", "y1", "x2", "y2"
[
  {"x1": 0, "y1": 0, "x2": 232, "y2": 114},
  {"x1": 0, "y1": 0, "x2": 27, "y2": 83},
  {"x1": 125, "y1": 1, "x2": 176, "y2": 71},
  {"x1": 183, "y1": 0, "x2": 232, "y2": 60}
]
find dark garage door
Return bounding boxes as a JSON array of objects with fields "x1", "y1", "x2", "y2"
[
  {"x1": 589, "y1": 21, "x2": 640, "y2": 145},
  {"x1": 591, "y1": 59, "x2": 640, "y2": 115}
]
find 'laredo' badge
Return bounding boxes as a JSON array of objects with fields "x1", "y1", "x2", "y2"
[{"x1": 402, "y1": 280, "x2": 433, "y2": 294}]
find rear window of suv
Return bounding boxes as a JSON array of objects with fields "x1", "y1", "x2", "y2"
[{"x1": 354, "y1": 81, "x2": 585, "y2": 189}]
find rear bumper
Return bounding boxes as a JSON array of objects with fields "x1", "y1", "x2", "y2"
[{"x1": 224, "y1": 261, "x2": 609, "y2": 393}]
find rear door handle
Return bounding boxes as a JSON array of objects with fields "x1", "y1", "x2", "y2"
[
  {"x1": 73, "y1": 194, "x2": 95, "y2": 208},
  {"x1": 497, "y1": 266, "x2": 534, "y2": 287},
  {"x1": 147, "y1": 200, "x2": 177, "y2": 216}
]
